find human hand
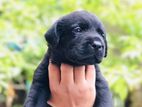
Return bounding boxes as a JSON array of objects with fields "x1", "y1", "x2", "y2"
[{"x1": 47, "y1": 63, "x2": 96, "y2": 107}]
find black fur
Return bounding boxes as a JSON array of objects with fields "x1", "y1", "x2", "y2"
[{"x1": 24, "y1": 11, "x2": 113, "y2": 107}]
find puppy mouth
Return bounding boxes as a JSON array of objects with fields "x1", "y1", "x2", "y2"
[
  {"x1": 81, "y1": 54, "x2": 103, "y2": 63},
  {"x1": 66, "y1": 55, "x2": 102, "y2": 65},
  {"x1": 65, "y1": 52, "x2": 103, "y2": 65}
]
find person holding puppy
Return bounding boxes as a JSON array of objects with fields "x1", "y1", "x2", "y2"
[{"x1": 24, "y1": 11, "x2": 113, "y2": 107}]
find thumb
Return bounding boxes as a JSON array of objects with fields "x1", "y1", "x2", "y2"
[{"x1": 47, "y1": 100, "x2": 54, "y2": 106}]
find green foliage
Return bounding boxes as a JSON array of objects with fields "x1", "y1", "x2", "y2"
[{"x1": 0, "y1": 0, "x2": 142, "y2": 106}]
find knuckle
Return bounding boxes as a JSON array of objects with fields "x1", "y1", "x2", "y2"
[
  {"x1": 88, "y1": 85, "x2": 95, "y2": 92},
  {"x1": 50, "y1": 86, "x2": 58, "y2": 93},
  {"x1": 78, "y1": 85, "x2": 94, "y2": 94},
  {"x1": 64, "y1": 85, "x2": 72, "y2": 93},
  {"x1": 78, "y1": 86, "x2": 87, "y2": 93}
]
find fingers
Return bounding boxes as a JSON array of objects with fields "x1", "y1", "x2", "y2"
[
  {"x1": 74, "y1": 66, "x2": 85, "y2": 84},
  {"x1": 60, "y1": 63, "x2": 74, "y2": 84},
  {"x1": 48, "y1": 62, "x2": 60, "y2": 86},
  {"x1": 48, "y1": 63, "x2": 96, "y2": 86},
  {"x1": 85, "y1": 65, "x2": 96, "y2": 84}
]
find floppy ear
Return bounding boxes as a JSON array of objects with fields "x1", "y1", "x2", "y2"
[
  {"x1": 96, "y1": 26, "x2": 108, "y2": 57},
  {"x1": 45, "y1": 22, "x2": 59, "y2": 48},
  {"x1": 100, "y1": 26, "x2": 108, "y2": 57},
  {"x1": 104, "y1": 37, "x2": 108, "y2": 57}
]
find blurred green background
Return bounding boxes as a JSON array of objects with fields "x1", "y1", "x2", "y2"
[{"x1": 0, "y1": 0, "x2": 142, "y2": 107}]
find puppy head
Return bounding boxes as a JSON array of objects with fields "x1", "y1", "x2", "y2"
[{"x1": 45, "y1": 11, "x2": 107, "y2": 65}]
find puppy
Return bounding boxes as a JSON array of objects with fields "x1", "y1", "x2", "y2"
[{"x1": 24, "y1": 11, "x2": 113, "y2": 107}]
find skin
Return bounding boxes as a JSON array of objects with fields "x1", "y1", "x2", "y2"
[{"x1": 47, "y1": 62, "x2": 96, "y2": 107}]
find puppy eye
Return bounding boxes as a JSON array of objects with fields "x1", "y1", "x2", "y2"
[
  {"x1": 96, "y1": 28, "x2": 105, "y2": 37},
  {"x1": 73, "y1": 26, "x2": 81, "y2": 33}
]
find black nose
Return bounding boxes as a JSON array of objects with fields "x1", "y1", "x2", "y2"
[{"x1": 92, "y1": 41, "x2": 102, "y2": 50}]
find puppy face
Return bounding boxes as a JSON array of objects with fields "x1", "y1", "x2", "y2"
[{"x1": 45, "y1": 11, "x2": 107, "y2": 65}]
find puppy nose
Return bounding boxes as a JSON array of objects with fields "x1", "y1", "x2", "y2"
[{"x1": 92, "y1": 41, "x2": 102, "y2": 50}]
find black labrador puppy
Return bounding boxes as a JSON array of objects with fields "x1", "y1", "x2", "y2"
[{"x1": 24, "y1": 11, "x2": 113, "y2": 107}]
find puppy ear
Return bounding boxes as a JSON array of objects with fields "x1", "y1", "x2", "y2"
[
  {"x1": 45, "y1": 22, "x2": 59, "y2": 48},
  {"x1": 96, "y1": 26, "x2": 108, "y2": 57},
  {"x1": 104, "y1": 37, "x2": 108, "y2": 57}
]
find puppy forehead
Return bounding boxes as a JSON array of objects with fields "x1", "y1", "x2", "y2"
[{"x1": 59, "y1": 11, "x2": 101, "y2": 27}]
